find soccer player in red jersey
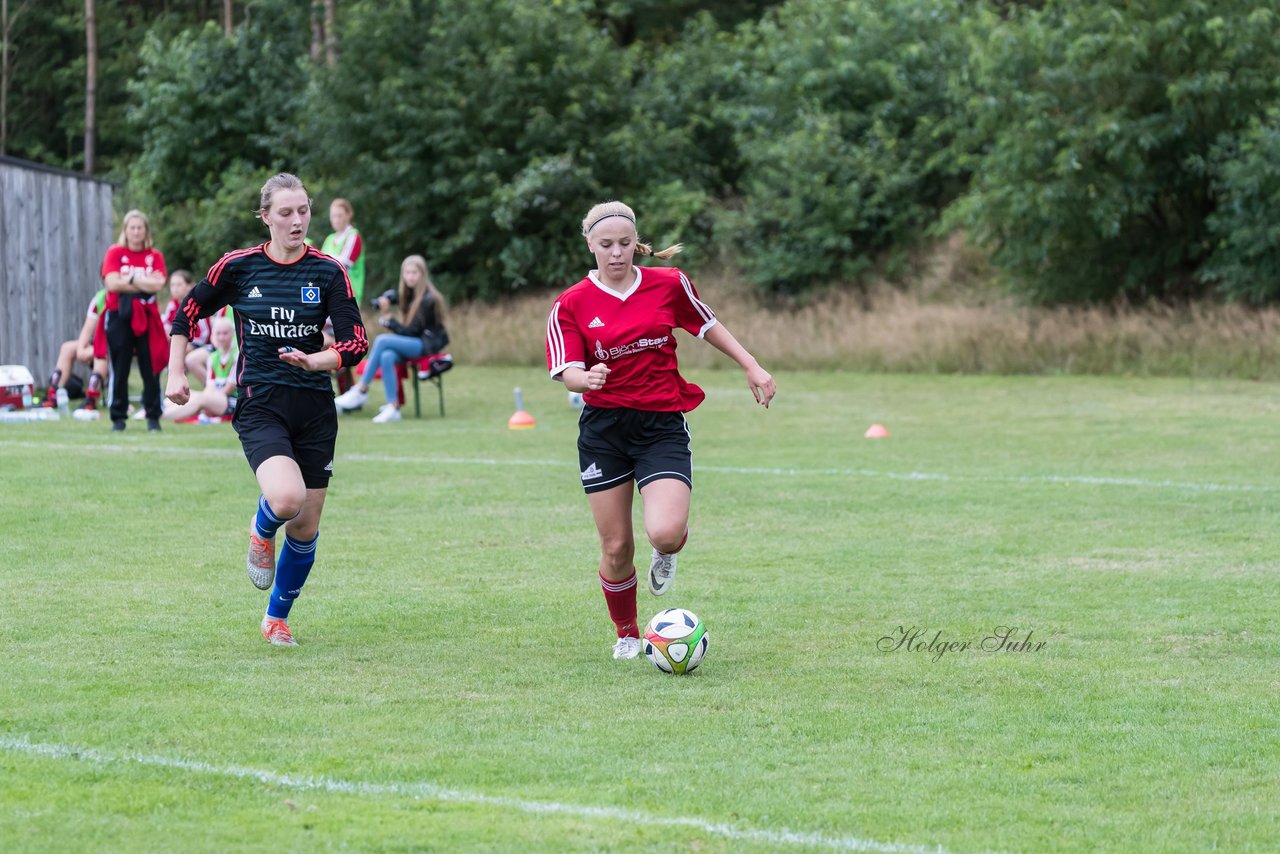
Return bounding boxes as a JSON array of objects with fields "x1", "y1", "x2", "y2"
[
  {"x1": 546, "y1": 201, "x2": 776, "y2": 660},
  {"x1": 166, "y1": 173, "x2": 369, "y2": 647}
]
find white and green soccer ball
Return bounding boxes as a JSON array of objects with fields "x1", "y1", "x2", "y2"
[{"x1": 643, "y1": 608, "x2": 708, "y2": 674}]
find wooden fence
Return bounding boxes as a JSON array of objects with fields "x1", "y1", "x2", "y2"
[{"x1": 0, "y1": 155, "x2": 114, "y2": 383}]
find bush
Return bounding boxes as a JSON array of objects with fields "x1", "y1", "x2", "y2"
[
  {"x1": 1204, "y1": 106, "x2": 1280, "y2": 303},
  {"x1": 719, "y1": 0, "x2": 971, "y2": 295},
  {"x1": 946, "y1": 0, "x2": 1280, "y2": 304}
]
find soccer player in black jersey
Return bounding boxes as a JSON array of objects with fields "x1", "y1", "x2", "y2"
[{"x1": 166, "y1": 173, "x2": 369, "y2": 647}]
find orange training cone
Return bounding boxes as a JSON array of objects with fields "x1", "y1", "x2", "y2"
[
  {"x1": 864, "y1": 423, "x2": 890, "y2": 439},
  {"x1": 508, "y1": 386, "x2": 536, "y2": 430}
]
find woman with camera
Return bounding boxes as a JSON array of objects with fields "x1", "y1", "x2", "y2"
[{"x1": 334, "y1": 254, "x2": 449, "y2": 423}]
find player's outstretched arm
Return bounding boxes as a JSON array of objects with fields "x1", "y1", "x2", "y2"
[
  {"x1": 703, "y1": 323, "x2": 775, "y2": 408},
  {"x1": 166, "y1": 334, "x2": 191, "y2": 405},
  {"x1": 278, "y1": 346, "x2": 341, "y2": 373}
]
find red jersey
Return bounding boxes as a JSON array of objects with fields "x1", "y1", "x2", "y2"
[
  {"x1": 101, "y1": 244, "x2": 167, "y2": 311},
  {"x1": 546, "y1": 266, "x2": 717, "y2": 412}
]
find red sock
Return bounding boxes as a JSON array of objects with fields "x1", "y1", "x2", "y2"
[
  {"x1": 86, "y1": 373, "x2": 103, "y2": 408},
  {"x1": 600, "y1": 570, "x2": 638, "y2": 638}
]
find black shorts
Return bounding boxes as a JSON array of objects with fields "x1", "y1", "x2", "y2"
[
  {"x1": 577, "y1": 405, "x2": 692, "y2": 494},
  {"x1": 233, "y1": 384, "x2": 337, "y2": 489}
]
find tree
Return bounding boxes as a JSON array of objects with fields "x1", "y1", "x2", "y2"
[
  {"x1": 83, "y1": 0, "x2": 95, "y2": 174},
  {"x1": 309, "y1": 0, "x2": 321, "y2": 62},
  {"x1": 298, "y1": 0, "x2": 654, "y2": 298},
  {"x1": 0, "y1": 0, "x2": 34, "y2": 156},
  {"x1": 323, "y1": 0, "x2": 335, "y2": 66},
  {"x1": 127, "y1": 0, "x2": 310, "y2": 269},
  {"x1": 589, "y1": 0, "x2": 780, "y2": 46}
]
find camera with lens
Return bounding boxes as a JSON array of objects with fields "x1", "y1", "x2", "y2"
[{"x1": 370, "y1": 288, "x2": 397, "y2": 308}]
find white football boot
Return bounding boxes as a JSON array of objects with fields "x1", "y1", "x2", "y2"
[
  {"x1": 612, "y1": 636, "x2": 642, "y2": 660},
  {"x1": 647, "y1": 549, "x2": 677, "y2": 596}
]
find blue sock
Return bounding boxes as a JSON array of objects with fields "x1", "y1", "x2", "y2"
[
  {"x1": 254, "y1": 495, "x2": 290, "y2": 540},
  {"x1": 267, "y1": 532, "x2": 318, "y2": 620}
]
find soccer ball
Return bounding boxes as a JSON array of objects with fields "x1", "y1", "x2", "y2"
[
  {"x1": 567, "y1": 390, "x2": 585, "y2": 410},
  {"x1": 643, "y1": 608, "x2": 708, "y2": 674}
]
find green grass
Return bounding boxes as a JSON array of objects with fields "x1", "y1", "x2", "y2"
[{"x1": 1, "y1": 367, "x2": 1278, "y2": 852}]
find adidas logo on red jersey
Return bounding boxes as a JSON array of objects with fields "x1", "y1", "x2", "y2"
[{"x1": 588, "y1": 316, "x2": 605, "y2": 328}]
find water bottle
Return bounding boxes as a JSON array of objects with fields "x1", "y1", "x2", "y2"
[
  {"x1": 56, "y1": 388, "x2": 70, "y2": 417},
  {"x1": 21, "y1": 386, "x2": 32, "y2": 410}
]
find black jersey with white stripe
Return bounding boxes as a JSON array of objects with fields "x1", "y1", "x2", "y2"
[{"x1": 172, "y1": 243, "x2": 368, "y2": 394}]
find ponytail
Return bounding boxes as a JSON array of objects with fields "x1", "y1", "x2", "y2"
[{"x1": 637, "y1": 242, "x2": 683, "y2": 260}]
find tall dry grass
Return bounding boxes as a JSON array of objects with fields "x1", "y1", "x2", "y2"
[{"x1": 439, "y1": 236, "x2": 1280, "y2": 378}]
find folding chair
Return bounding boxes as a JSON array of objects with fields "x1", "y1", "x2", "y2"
[{"x1": 394, "y1": 353, "x2": 452, "y2": 417}]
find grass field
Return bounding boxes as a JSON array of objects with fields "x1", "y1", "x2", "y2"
[{"x1": 2, "y1": 366, "x2": 1278, "y2": 852}]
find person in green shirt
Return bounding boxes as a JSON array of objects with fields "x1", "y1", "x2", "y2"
[
  {"x1": 320, "y1": 198, "x2": 365, "y2": 304},
  {"x1": 43, "y1": 287, "x2": 109, "y2": 411}
]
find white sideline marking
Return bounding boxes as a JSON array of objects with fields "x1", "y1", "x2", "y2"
[
  {"x1": 0, "y1": 438, "x2": 1272, "y2": 494},
  {"x1": 0, "y1": 735, "x2": 947, "y2": 853}
]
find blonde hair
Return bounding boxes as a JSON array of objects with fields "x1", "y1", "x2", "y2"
[
  {"x1": 581, "y1": 201, "x2": 682, "y2": 260},
  {"x1": 211, "y1": 316, "x2": 235, "y2": 334},
  {"x1": 399, "y1": 254, "x2": 447, "y2": 326},
  {"x1": 258, "y1": 173, "x2": 310, "y2": 214},
  {"x1": 117, "y1": 210, "x2": 154, "y2": 249}
]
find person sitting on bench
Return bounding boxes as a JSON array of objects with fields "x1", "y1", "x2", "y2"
[{"x1": 334, "y1": 254, "x2": 448, "y2": 423}]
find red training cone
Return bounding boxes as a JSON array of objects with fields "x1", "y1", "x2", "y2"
[{"x1": 508, "y1": 386, "x2": 536, "y2": 430}]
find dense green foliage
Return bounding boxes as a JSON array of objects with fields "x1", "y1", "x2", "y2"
[
  {"x1": 720, "y1": 0, "x2": 971, "y2": 293},
  {"x1": 7, "y1": 0, "x2": 1280, "y2": 302},
  {"x1": 297, "y1": 0, "x2": 650, "y2": 298},
  {"x1": 947, "y1": 0, "x2": 1280, "y2": 303},
  {"x1": 3, "y1": 0, "x2": 226, "y2": 172},
  {"x1": 126, "y1": 2, "x2": 309, "y2": 273},
  {"x1": 1204, "y1": 105, "x2": 1280, "y2": 303}
]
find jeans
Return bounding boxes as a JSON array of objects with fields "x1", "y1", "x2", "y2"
[
  {"x1": 361, "y1": 334, "x2": 426, "y2": 406},
  {"x1": 105, "y1": 309, "x2": 162, "y2": 423}
]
